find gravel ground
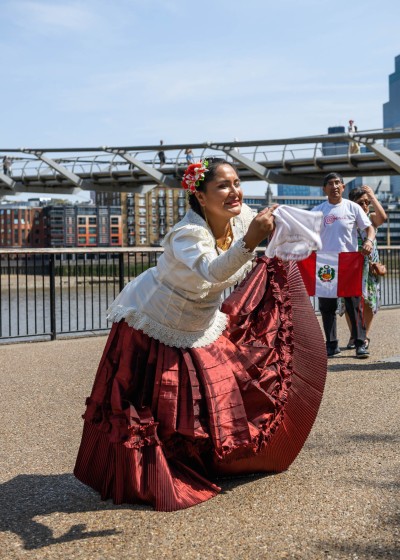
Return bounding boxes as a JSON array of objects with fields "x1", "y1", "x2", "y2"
[{"x1": 0, "y1": 308, "x2": 399, "y2": 560}]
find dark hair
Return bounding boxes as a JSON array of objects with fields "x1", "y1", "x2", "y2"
[
  {"x1": 186, "y1": 158, "x2": 237, "y2": 216},
  {"x1": 323, "y1": 172, "x2": 344, "y2": 186},
  {"x1": 348, "y1": 187, "x2": 365, "y2": 202}
]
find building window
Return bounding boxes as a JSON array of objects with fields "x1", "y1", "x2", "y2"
[
  {"x1": 111, "y1": 217, "x2": 119, "y2": 224},
  {"x1": 78, "y1": 236, "x2": 86, "y2": 244},
  {"x1": 89, "y1": 227, "x2": 97, "y2": 234},
  {"x1": 89, "y1": 236, "x2": 97, "y2": 244},
  {"x1": 111, "y1": 236, "x2": 119, "y2": 244},
  {"x1": 78, "y1": 227, "x2": 86, "y2": 234},
  {"x1": 78, "y1": 217, "x2": 86, "y2": 224},
  {"x1": 88, "y1": 217, "x2": 97, "y2": 225}
]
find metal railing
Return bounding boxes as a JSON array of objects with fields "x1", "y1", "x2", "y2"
[
  {"x1": 3, "y1": 128, "x2": 400, "y2": 196},
  {"x1": 0, "y1": 247, "x2": 399, "y2": 343}
]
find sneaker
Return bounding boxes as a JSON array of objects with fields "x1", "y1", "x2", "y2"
[
  {"x1": 346, "y1": 338, "x2": 356, "y2": 349},
  {"x1": 327, "y1": 347, "x2": 341, "y2": 358},
  {"x1": 356, "y1": 344, "x2": 370, "y2": 359}
]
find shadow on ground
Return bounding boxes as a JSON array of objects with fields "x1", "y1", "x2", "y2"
[
  {"x1": 316, "y1": 533, "x2": 399, "y2": 560},
  {"x1": 0, "y1": 472, "x2": 272, "y2": 550},
  {"x1": 0, "y1": 473, "x2": 133, "y2": 550},
  {"x1": 328, "y1": 361, "x2": 400, "y2": 372}
]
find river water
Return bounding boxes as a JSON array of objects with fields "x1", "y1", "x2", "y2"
[
  {"x1": 1, "y1": 275, "x2": 399, "y2": 342},
  {"x1": 0, "y1": 280, "x2": 119, "y2": 340}
]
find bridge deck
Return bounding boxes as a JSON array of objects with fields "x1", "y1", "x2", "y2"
[{"x1": 2, "y1": 128, "x2": 400, "y2": 195}]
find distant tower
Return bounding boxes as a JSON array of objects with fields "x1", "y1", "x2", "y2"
[
  {"x1": 265, "y1": 184, "x2": 273, "y2": 207},
  {"x1": 383, "y1": 54, "x2": 400, "y2": 196}
]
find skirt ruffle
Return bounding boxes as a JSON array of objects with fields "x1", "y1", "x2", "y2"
[{"x1": 74, "y1": 257, "x2": 327, "y2": 511}]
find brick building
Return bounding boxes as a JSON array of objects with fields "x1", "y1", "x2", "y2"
[{"x1": 0, "y1": 202, "x2": 122, "y2": 248}]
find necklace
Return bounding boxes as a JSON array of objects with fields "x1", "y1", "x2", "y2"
[{"x1": 216, "y1": 222, "x2": 233, "y2": 251}]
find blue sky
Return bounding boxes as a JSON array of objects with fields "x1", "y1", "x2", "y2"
[{"x1": 1, "y1": 0, "x2": 400, "y2": 200}]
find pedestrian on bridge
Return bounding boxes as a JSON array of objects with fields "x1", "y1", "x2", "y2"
[
  {"x1": 2, "y1": 156, "x2": 12, "y2": 176},
  {"x1": 74, "y1": 158, "x2": 327, "y2": 512},
  {"x1": 348, "y1": 119, "x2": 360, "y2": 154},
  {"x1": 184, "y1": 147, "x2": 194, "y2": 164},
  {"x1": 158, "y1": 139, "x2": 166, "y2": 166}
]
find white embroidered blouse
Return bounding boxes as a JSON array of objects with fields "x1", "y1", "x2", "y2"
[{"x1": 107, "y1": 203, "x2": 256, "y2": 348}]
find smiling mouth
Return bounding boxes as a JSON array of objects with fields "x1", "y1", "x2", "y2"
[{"x1": 225, "y1": 199, "x2": 241, "y2": 206}]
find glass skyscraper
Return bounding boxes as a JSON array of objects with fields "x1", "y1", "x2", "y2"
[{"x1": 383, "y1": 54, "x2": 400, "y2": 196}]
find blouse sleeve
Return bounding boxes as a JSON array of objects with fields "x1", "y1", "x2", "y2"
[{"x1": 171, "y1": 227, "x2": 256, "y2": 284}]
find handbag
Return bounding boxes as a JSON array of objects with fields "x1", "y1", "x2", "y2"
[{"x1": 369, "y1": 261, "x2": 387, "y2": 276}]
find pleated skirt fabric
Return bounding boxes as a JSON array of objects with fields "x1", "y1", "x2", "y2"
[{"x1": 74, "y1": 257, "x2": 327, "y2": 511}]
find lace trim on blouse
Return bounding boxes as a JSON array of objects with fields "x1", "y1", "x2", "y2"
[{"x1": 107, "y1": 305, "x2": 228, "y2": 349}]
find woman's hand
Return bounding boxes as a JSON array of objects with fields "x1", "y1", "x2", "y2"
[
  {"x1": 361, "y1": 185, "x2": 374, "y2": 199},
  {"x1": 361, "y1": 185, "x2": 387, "y2": 227},
  {"x1": 361, "y1": 239, "x2": 373, "y2": 256},
  {"x1": 243, "y1": 205, "x2": 278, "y2": 251}
]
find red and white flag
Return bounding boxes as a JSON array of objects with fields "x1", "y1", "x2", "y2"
[{"x1": 297, "y1": 252, "x2": 364, "y2": 297}]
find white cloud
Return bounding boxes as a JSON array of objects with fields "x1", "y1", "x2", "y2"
[{"x1": 12, "y1": 1, "x2": 98, "y2": 33}]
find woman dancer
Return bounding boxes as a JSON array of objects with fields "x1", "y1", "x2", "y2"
[
  {"x1": 74, "y1": 158, "x2": 327, "y2": 511},
  {"x1": 344, "y1": 185, "x2": 387, "y2": 349}
]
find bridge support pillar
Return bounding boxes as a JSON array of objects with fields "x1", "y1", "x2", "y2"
[
  {"x1": 355, "y1": 136, "x2": 400, "y2": 174},
  {"x1": 102, "y1": 148, "x2": 181, "y2": 192}
]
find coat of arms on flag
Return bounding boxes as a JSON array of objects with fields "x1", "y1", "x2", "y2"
[{"x1": 297, "y1": 252, "x2": 364, "y2": 297}]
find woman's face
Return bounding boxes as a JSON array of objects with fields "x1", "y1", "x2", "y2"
[
  {"x1": 195, "y1": 164, "x2": 243, "y2": 223},
  {"x1": 356, "y1": 194, "x2": 370, "y2": 214}
]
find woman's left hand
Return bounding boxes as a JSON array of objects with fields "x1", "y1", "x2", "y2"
[
  {"x1": 361, "y1": 239, "x2": 373, "y2": 256},
  {"x1": 361, "y1": 185, "x2": 374, "y2": 198}
]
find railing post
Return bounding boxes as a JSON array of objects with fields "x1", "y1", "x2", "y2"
[
  {"x1": 49, "y1": 254, "x2": 57, "y2": 340},
  {"x1": 119, "y1": 253, "x2": 125, "y2": 293}
]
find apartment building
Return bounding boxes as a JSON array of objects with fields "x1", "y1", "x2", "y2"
[
  {"x1": 0, "y1": 202, "x2": 122, "y2": 248},
  {"x1": 96, "y1": 187, "x2": 186, "y2": 246},
  {"x1": 0, "y1": 205, "x2": 46, "y2": 247}
]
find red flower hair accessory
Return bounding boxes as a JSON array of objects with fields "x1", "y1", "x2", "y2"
[{"x1": 181, "y1": 160, "x2": 209, "y2": 193}]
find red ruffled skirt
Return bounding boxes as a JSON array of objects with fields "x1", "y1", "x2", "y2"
[{"x1": 74, "y1": 257, "x2": 327, "y2": 511}]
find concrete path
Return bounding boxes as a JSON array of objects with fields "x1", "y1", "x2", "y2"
[{"x1": 0, "y1": 308, "x2": 399, "y2": 559}]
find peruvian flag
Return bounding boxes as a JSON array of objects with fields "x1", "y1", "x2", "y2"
[{"x1": 297, "y1": 252, "x2": 364, "y2": 297}]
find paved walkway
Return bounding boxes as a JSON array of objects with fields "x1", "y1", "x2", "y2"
[{"x1": 0, "y1": 308, "x2": 399, "y2": 560}]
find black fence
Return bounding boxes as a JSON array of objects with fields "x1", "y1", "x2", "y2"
[{"x1": 0, "y1": 247, "x2": 399, "y2": 343}]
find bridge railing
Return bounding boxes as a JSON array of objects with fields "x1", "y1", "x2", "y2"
[
  {"x1": 4, "y1": 129, "x2": 400, "y2": 182},
  {"x1": 0, "y1": 247, "x2": 399, "y2": 343}
]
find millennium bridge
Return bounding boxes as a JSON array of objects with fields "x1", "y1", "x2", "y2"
[{"x1": 2, "y1": 129, "x2": 400, "y2": 196}]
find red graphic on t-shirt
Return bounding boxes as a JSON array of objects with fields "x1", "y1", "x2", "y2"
[{"x1": 323, "y1": 215, "x2": 347, "y2": 226}]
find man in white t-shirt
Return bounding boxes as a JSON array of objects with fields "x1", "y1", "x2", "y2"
[{"x1": 311, "y1": 173, "x2": 375, "y2": 358}]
